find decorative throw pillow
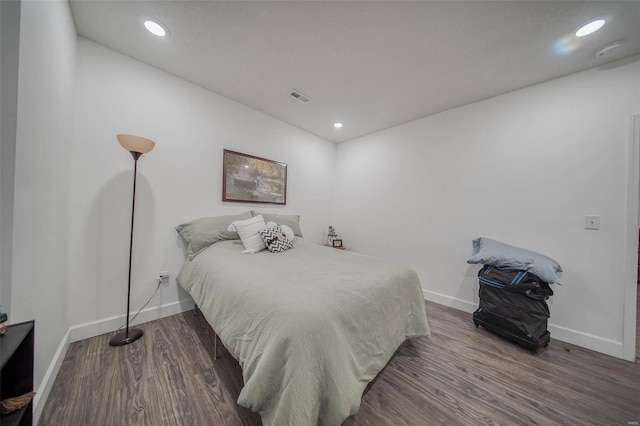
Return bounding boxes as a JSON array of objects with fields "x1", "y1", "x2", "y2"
[
  {"x1": 229, "y1": 215, "x2": 267, "y2": 254},
  {"x1": 266, "y1": 221, "x2": 295, "y2": 242},
  {"x1": 259, "y1": 225, "x2": 294, "y2": 253}
]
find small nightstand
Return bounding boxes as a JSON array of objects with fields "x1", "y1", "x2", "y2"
[
  {"x1": 324, "y1": 245, "x2": 346, "y2": 250},
  {"x1": 1, "y1": 320, "x2": 35, "y2": 426}
]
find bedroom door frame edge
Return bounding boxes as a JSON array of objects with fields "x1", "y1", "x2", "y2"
[{"x1": 622, "y1": 112, "x2": 640, "y2": 362}]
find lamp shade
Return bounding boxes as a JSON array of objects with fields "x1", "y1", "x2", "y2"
[{"x1": 117, "y1": 134, "x2": 156, "y2": 154}]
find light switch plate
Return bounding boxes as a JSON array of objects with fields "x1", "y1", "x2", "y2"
[{"x1": 585, "y1": 215, "x2": 600, "y2": 230}]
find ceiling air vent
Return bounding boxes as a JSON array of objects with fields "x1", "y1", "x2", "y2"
[
  {"x1": 596, "y1": 41, "x2": 625, "y2": 59},
  {"x1": 289, "y1": 89, "x2": 311, "y2": 104}
]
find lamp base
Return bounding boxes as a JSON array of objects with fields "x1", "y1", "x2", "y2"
[{"x1": 109, "y1": 327, "x2": 144, "y2": 346}]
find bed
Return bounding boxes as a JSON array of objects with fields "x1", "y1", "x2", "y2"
[{"x1": 177, "y1": 237, "x2": 430, "y2": 425}]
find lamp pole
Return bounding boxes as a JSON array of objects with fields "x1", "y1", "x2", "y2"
[{"x1": 110, "y1": 135, "x2": 155, "y2": 346}]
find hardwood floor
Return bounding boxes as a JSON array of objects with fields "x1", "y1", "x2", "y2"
[{"x1": 40, "y1": 300, "x2": 640, "y2": 425}]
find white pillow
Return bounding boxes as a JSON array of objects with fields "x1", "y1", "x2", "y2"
[
  {"x1": 229, "y1": 215, "x2": 267, "y2": 254},
  {"x1": 266, "y1": 221, "x2": 295, "y2": 242}
]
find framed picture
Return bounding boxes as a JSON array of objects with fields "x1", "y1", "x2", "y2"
[
  {"x1": 332, "y1": 239, "x2": 343, "y2": 248},
  {"x1": 223, "y1": 149, "x2": 287, "y2": 205}
]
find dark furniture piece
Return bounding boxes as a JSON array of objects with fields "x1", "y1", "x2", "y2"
[
  {"x1": 473, "y1": 265, "x2": 552, "y2": 354},
  {"x1": 1, "y1": 320, "x2": 35, "y2": 426},
  {"x1": 474, "y1": 315, "x2": 551, "y2": 354}
]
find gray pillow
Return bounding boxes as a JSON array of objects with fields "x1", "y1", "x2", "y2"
[
  {"x1": 176, "y1": 211, "x2": 253, "y2": 259},
  {"x1": 467, "y1": 237, "x2": 562, "y2": 283},
  {"x1": 254, "y1": 212, "x2": 303, "y2": 237}
]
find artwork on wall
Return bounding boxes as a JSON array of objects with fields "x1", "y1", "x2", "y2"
[{"x1": 223, "y1": 149, "x2": 287, "y2": 205}]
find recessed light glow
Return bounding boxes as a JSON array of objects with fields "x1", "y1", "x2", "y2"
[
  {"x1": 576, "y1": 19, "x2": 605, "y2": 37},
  {"x1": 144, "y1": 20, "x2": 167, "y2": 37},
  {"x1": 553, "y1": 35, "x2": 579, "y2": 56},
  {"x1": 333, "y1": 122, "x2": 343, "y2": 128}
]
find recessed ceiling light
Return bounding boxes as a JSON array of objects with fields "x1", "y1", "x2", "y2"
[
  {"x1": 144, "y1": 20, "x2": 167, "y2": 37},
  {"x1": 576, "y1": 19, "x2": 605, "y2": 37},
  {"x1": 334, "y1": 122, "x2": 343, "y2": 128}
]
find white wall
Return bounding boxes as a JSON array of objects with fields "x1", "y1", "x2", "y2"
[
  {"x1": 69, "y1": 38, "x2": 336, "y2": 329},
  {"x1": 333, "y1": 57, "x2": 640, "y2": 358},
  {"x1": 10, "y1": 0, "x2": 76, "y2": 391},
  {"x1": 0, "y1": 0, "x2": 21, "y2": 318}
]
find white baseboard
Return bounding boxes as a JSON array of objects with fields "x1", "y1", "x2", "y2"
[
  {"x1": 69, "y1": 298, "x2": 195, "y2": 343},
  {"x1": 422, "y1": 288, "x2": 626, "y2": 360},
  {"x1": 423, "y1": 289, "x2": 477, "y2": 313},
  {"x1": 547, "y1": 323, "x2": 624, "y2": 359},
  {"x1": 33, "y1": 299, "x2": 195, "y2": 424},
  {"x1": 33, "y1": 328, "x2": 71, "y2": 424}
]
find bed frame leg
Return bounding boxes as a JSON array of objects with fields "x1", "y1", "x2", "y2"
[{"x1": 192, "y1": 304, "x2": 219, "y2": 360}]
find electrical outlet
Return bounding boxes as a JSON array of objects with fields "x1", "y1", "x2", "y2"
[{"x1": 159, "y1": 271, "x2": 170, "y2": 285}]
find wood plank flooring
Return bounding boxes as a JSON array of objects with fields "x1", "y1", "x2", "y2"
[{"x1": 40, "y1": 300, "x2": 640, "y2": 425}]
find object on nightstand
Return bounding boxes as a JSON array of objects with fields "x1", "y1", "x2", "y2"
[
  {"x1": 1, "y1": 391, "x2": 36, "y2": 415},
  {"x1": 326, "y1": 226, "x2": 338, "y2": 246}
]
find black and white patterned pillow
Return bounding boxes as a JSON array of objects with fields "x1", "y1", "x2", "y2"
[{"x1": 258, "y1": 225, "x2": 294, "y2": 253}]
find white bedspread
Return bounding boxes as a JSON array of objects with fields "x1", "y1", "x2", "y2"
[{"x1": 177, "y1": 238, "x2": 430, "y2": 425}]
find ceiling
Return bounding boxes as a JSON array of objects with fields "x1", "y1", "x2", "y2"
[{"x1": 69, "y1": 1, "x2": 640, "y2": 143}]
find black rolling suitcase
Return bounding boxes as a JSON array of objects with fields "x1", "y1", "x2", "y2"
[{"x1": 473, "y1": 265, "x2": 553, "y2": 353}]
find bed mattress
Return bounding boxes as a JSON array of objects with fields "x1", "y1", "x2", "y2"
[{"x1": 177, "y1": 238, "x2": 430, "y2": 425}]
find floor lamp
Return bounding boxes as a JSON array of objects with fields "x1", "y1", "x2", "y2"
[{"x1": 109, "y1": 134, "x2": 156, "y2": 347}]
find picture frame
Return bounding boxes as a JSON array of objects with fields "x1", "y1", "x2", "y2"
[
  {"x1": 223, "y1": 149, "x2": 287, "y2": 205},
  {"x1": 332, "y1": 239, "x2": 343, "y2": 248}
]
